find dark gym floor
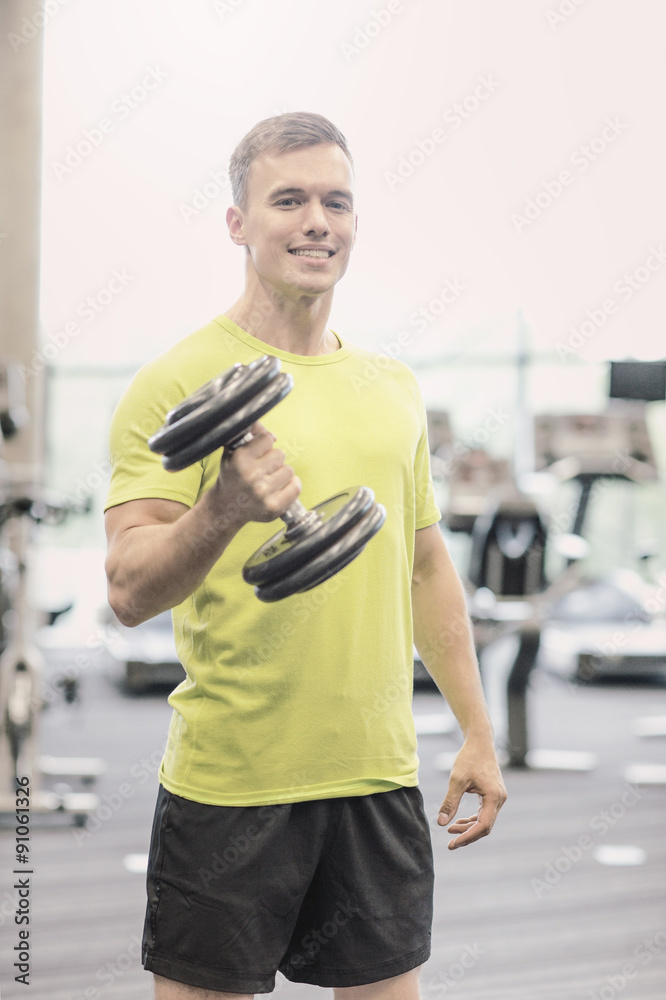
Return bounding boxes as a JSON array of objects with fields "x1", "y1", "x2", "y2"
[{"x1": 0, "y1": 645, "x2": 665, "y2": 1000}]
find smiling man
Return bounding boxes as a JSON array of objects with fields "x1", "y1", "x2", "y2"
[{"x1": 104, "y1": 112, "x2": 506, "y2": 999}]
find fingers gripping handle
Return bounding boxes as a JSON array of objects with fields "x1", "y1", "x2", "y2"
[
  {"x1": 149, "y1": 356, "x2": 386, "y2": 601},
  {"x1": 226, "y1": 430, "x2": 314, "y2": 534}
]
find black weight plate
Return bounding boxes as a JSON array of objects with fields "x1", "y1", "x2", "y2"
[
  {"x1": 253, "y1": 502, "x2": 386, "y2": 602},
  {"x1": 242, "y1": 486, "x2": 376, "y2": 587},
  {"x1": 149, "y1": 355, "x2": 279, "y2": 457},
  {"x1": 148, "y1": 356, "x2": 282, "y2": 458},
  {"x1": 150, "y1": 365, "x2": 247, "y2": 456},
  {"x1": 161, "y1": 372, "x2": 293, "y2": 471},
  {"x1": 163, "y1": 364, "x2": 244, "y2": 426}
]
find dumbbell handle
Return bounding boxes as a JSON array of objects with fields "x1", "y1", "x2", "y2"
[{"x1": 229, "y1": 431, "x2": 318, "y2": 537}]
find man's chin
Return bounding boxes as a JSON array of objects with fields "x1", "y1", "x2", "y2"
[{"x1": 287, "y1": 277, "x2": 337, "y2": 298}]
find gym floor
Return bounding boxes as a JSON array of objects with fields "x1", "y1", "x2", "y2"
[{"x1": 0, "y1": 647, "x2": 665, "y2": 1000}]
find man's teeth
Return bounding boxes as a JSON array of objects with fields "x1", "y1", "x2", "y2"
[{"x1": 290, "y1": 249, "x2": 331, "y2": 258}]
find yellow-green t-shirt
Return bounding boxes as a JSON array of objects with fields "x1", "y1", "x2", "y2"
[{"x1": 105, "y1": 316, "x2": 440, "y2": 806}]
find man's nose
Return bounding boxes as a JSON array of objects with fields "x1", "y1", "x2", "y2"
[{"x1": 302, "y1": 201, "x2": 329, "y2": 235}]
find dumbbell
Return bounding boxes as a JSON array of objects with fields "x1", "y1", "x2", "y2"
[{"x1": 148, "y1": 355, "x2": 386, "y2": 602}]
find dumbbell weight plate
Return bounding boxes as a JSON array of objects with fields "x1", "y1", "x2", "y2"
[
  {"x1": 148, "y1": 355, "x2": 284, "y2": 463},
  {"x1": 147, "y1": 352, "x2": 387, "y2": 601},
  {"x1": 149, "y1": 372, "x2": 293, "y2": 472},
  {"x1": 163, "y1": 363, "x2": 244, "y2": 427},
  {"x1": 253, "y1": 502, "x2": 386, "y2": 602},
  {"x1": 160, "y1": 373, "x2": 293, "y2": 472},
  {"x1": 243, "y1": 486, "x2": 378, "y2": 587}
]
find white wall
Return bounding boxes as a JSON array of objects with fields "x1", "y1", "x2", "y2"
[{"x1": 34, "y1": 0, "x2": 666, "y2": 373}]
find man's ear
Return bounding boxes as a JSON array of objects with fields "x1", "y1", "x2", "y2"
[{"x1": 226, "y1": 205, "x2": 247, "y2": 246}]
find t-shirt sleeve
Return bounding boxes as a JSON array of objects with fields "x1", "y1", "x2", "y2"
[
  {"x1": 412, "y1": 379, "x2": 441, "y2": 530},
  {"x1": 104, "y1": 362, "x2": 204, "y2": 513}
]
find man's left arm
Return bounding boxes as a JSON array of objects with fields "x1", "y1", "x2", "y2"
[{"x1": 412, "y1": 523, "x2": 507, "y2": 850}]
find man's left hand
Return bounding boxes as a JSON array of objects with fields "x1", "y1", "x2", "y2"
[{"x1": 436, "y1": 738, "x2": 507, "y2": 850}]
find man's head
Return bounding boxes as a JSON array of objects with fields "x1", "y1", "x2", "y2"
[
  {"x1": 229, "y1": 112, "x2": 354, "y2": 210},
  {"x1": 226, "y1": 113, "x2": 357, "y2": 303}
]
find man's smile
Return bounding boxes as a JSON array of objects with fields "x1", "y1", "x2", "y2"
[{"x1": 288, "y1": 247, "x2": 335, "y2": 258}]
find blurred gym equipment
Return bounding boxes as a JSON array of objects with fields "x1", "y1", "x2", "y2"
[
  {"x1": 423, "y1": 407, "x2": 596, "y2": 768},
  {"x1": 0, "y1": 487, "x2": 106, "y2": 824},
  {"x1": 0, "y1": 361, "x2": 29, "y2": 444},
  {"x1": 438, "y1": 359, "x2": 666, "y2": 773},
  {"x1": 0, "y1": 8, "x2": 107, "y2": 823},
  {"x1": 104, "y1": 609, "x2": 185, "y2": 694},
  {"x1": 536, "y1": 362, "x2": 666, "y2": 683},
  {"x1": 462, "y1": 493, "x2": 595, "y2": 771},
  {"x1": 427, "y1": 357, "x2": 666, "y2": 768},
  {"x1": 444, "y1": 450, "x2": 514, "y2": 536},
  {"x1": 623, "y1": 712, "x2": 666, "y2": 786}
]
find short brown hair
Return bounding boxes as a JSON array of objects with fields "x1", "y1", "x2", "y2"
[{"x1": 229, "y1": 112, "x2": 354, "y2": 208}]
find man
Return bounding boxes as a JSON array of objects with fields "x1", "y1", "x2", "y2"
[{"x1": 104, "y1": 112, "x2": 506, "y2": 999}]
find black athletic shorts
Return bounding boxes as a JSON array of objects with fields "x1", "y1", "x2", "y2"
[{"x1": 142, "y1": 783, "x2": 434, "y2": 993}]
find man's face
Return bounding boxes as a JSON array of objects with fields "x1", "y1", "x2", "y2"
[{"x1": 228, "y1": 143, "x2": 357, "y2": 300}]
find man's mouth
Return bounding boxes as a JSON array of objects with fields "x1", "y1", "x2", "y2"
[{"x1": 288, "y1": 249, "x2": 334, "y2": 258}]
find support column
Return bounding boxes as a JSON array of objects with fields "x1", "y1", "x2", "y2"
[{"x1": 0, "y1": 1, "x2": 45, "y2": 487}]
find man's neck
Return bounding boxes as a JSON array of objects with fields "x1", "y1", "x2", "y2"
[{"x1": 225, "y1": 279, "x2": 339, "y2": 357}]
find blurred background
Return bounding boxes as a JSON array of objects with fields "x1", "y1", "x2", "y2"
[{"x1": 1, "y1": 1, "x2": 665, "y2": 998}]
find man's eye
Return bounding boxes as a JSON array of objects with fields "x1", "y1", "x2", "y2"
[
  {"x1": 277, "y1": 198, "x2": 297, "y2": 207},
  {"x1": 329, "y1": 201, "x2": 350, "y2": 211}
]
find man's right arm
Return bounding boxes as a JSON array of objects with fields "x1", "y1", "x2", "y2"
[{"x1": 105, "y1": 422, "x2": 300, "y2": 626}]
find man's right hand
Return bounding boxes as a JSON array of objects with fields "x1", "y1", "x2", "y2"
[
  {"x1": 213, "y1": 420, "x2": 302, "y2": 525},
  {"x1": 105, "y1": 421, "x2": 301, "y2": 626}
]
